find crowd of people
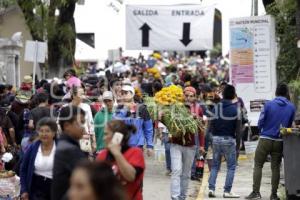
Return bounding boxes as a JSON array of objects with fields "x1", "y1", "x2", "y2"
[{"x1": 0, "y1": 51, "x2": 296, "y2": 200}]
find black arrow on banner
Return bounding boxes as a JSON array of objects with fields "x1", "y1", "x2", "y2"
[
  {"x1": 140, "y1": 23, "x2": 151, "y2": 47},
  {"x1": 180, "y1": 23, "x2": 192, "y2": 46}
]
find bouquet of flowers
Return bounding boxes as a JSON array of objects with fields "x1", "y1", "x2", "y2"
[
  {"x1": 154, "y1": 85, "x2": 184, "y2": 105},
  {"x1": 145, "y1": 85, "x2": 204, "y2": 144},
  {"x1": 280, "y1": 127, "x2": 300, "y2": 136},
  {"x1": 147, "y1": 67, "x2": 161, "y2": 79}
]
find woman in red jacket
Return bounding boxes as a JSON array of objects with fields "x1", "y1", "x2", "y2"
[{"x1": 97, "y1": 120, "x2": 145, "y2": 200}]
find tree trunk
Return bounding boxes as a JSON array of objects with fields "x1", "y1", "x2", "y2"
[
  {"x1": 47, "y1": 0, "x2": 77, "y2": 78},
  {"x1": 17, "y1": 0, "x2": 43, "y2": 41}
]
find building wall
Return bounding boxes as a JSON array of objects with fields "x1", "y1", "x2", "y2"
[{"x1": 0, "y1": 6, "x2": 33, "y2": 82}]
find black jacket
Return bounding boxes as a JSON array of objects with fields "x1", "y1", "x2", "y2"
[
  {"x1": 210, "y1": 99, "x2": 242, "y2": 138},
  {"x1": 51, "y1": 134, "x2": 87, "y2": 200}
]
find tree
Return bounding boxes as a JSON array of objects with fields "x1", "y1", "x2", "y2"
[
  {"x1": 16, "y1": 0, "x2": 77, "y2": 77},
  {"x1": 266, "y1": 0, "x2": 300, "y2": 83},
  {"x1": 0, "y1": 0, "x2": 16, "y2": 10},
  {"x1": 262, "y1": 0, "x2": 275, "y2": 9},
  {"x1": 47, "y1": 0, "x2": 77, "y2": 77}
]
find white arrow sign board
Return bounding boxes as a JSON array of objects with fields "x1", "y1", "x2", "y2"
[{"x1": 126, "y1": 4, "x2": 215, "y2": 51}]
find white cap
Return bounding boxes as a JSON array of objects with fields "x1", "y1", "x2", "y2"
[
  {"x1": 102, "y1": 91, "x2": 114, "y2": 101},
  {"x1": 121, "y1": 85, "x2": 135, "y2": 96}
]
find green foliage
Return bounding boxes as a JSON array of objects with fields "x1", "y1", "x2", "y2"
[
  {"x1": 0, "y1": 0, "x2": 16, "y2": 8},
  {"x1": 289, "y1": 79, "x2": 300, "y2": 109},
  {"x1": 210, "y1": 43, "x2": 222, "y2": 59},
  {"x1": 15, "y1": 0, "x2": 78, "y2": 75},
  {"x1": 266, "y1": 0, "x2": 300, "y2": 83}
]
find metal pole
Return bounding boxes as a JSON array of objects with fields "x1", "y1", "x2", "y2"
[
  {"x1": 32, "y1": 40, "x2": 38, "y2": 94},
  {"x1": 254, "y1": 0, "x2": 258, "y2": 16}
]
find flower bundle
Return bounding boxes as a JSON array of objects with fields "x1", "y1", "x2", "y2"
[
  {"x1": 147, "y1": 67, "x2": 161, "y2": 79},
  {"x1": 154, "y1": 85, "x2": 184, "y2": 105},
  {"x1": 280, "y1": 127, "x2": 300, "y2": 136},
  {"x1": 134, "y1": 87, "x2": 142, "y2": 98},
  {"x1": 145, "y1": 88, "x2": 204, "y2": 144}
]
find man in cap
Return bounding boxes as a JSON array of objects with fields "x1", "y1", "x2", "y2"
[
  {"x1": 94, "y1": 91, "x2": 114, "y2": 151},
  {"x1": 114, "y1": 84, "x2": 154, "y2": 156}
]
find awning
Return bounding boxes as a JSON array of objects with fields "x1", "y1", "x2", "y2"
[{"x1": 75, "y1": 38, "x2": 98, "y2": 62}]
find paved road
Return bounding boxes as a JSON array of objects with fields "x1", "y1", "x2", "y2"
[
  {"x1": 201, "y1": 155, "x2": 285, "y2": 200},
  {"x1": 143, "y1": 155, "x2": 201, "y2": 200},
  {"x1": 143, "y1": 153, "x2": 284, "y2": 200}
]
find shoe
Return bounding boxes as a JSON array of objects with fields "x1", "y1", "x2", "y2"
[
  {"x1": 191, "y1": 175, "x2": 201, "y2": 182},
  {"x1": 223, "y1": 192, "x2": 240, "y2": 198},
  {"x1": 270, "y1": 194, "x2": 280, "y2": 200},
  {"x1": 208, "y1": 190, "x2": 216, "y2": 198},
  {"x1": 245, "y1": 191, "x2": 262, "y2": 199},
  {"x1": 165, "y1": 170, "x2": 172, "y2": 176}
]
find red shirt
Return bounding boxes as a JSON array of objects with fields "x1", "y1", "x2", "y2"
[{"x1": 97, "y1": 147, "x2": 145, "y2": 200}]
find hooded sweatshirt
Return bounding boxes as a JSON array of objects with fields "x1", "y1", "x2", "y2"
[
  {"x1": 113, "y1": 104, "x2": 154, "y2": 148},
  {"x1": 258, "y1": 97, "x2": 295, "y2": 140}
]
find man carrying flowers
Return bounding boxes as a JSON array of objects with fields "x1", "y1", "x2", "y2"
[{"x1": 169, "y1": 86, "x2": 204, "y2": 200}]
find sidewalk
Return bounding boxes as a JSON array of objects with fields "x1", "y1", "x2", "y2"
[
  {"x1": 199, "y1": 155, "x2": 276, "y2": 200},
  {"x1": 143, "y1": 155, "x2": 201, "y2": 200}
]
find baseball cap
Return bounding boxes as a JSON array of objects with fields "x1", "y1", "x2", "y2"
[
  {"x1": 121, "y1": 85, "x2": 135, "y2": 96},
  {"x1": 102, "y1": 91, "x2": 114, "y2": 101}
]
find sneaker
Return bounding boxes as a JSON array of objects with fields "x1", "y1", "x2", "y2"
[
  {"x1": 223, "y1": 192, "x2": 240, "y2": 198},
  {"x1": 270, "y1": 194, "x2": 280, "y2": 200},
  {"x1": 208, "y1": 190, "x2": 216, "y2": 198},
  {"x1": 191, "y1": 175, "x2": 201, "y2": 182},
  {"x1": 245, "y1": 191, "x2": 262, "y2": 199},
  {"x1": 165, "y1": 170, "x2": 172, "y2": 176}
]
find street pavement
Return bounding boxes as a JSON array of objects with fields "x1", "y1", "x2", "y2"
[
  {"x1": 143, "y1": 153, "x2": 282, "y2": 200},
  {"x1": 143, "y1": 154, "x2": 201, "y2": 200},
  {"x1": 201, "y1": 155, "x2": 283, "y2": 200}
]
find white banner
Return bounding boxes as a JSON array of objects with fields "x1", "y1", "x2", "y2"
[{"x1": 126, "y1": 4, "x2": 215, "y2": 51}]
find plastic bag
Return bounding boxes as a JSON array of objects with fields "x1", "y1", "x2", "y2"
[{"x1": 0, "y1": 175, "x2": 20, "y2": 199}]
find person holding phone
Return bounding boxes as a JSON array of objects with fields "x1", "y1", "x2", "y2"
[{"x1": 96, "y1": 120, "x2": 145, "y2": 200}]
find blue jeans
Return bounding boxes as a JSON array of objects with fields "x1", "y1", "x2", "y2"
[
  {"x1": 170, "y1": 144, "x2": 196, "y2": 200},
  {"x1": 205, "y1": 130, "x2": 212, "y2": 151},
  {"x1": 162, "y1": 132, "x2": 171, "y2": 171},
  {"x1": 208, "y1": 136, "x2": 237, "y2": 193}
]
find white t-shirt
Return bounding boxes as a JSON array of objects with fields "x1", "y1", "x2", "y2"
[
  {"x1": 34, "y1": 143, "x2": 56, "y2": 179},
  {"x1": 79, "y1": 103, "x2": 94, "y2": 135}
]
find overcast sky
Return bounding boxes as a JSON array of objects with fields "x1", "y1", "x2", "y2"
[{"x1": 75, "y1": 0, "x2": 266, "y2": 62}]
